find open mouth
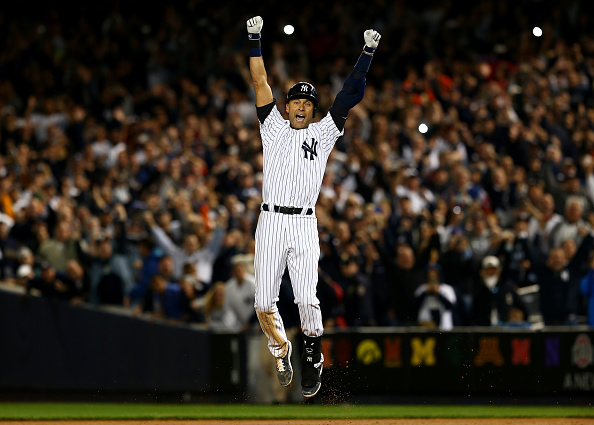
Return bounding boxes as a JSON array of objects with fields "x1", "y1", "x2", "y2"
[{"x1": 296, "y1": 114, "x2": 305, "y2": 122}]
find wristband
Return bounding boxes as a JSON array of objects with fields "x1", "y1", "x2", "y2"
[
  {"x1": 249, "y1": 34, "x2": 262, "y2": 57},
  {"x1": 363, "y1": 45, "x2": 376, "y2": 55}
]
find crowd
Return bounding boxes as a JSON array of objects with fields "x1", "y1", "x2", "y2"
[{"x1": 1, "y1": 0, "x2": 594, "y2": 331}]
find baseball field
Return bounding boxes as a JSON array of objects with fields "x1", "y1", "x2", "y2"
[{"x1": 0, "y1": 403, "x2": 593, "y2": 424}]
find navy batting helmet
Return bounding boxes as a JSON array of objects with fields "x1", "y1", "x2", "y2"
[{"x1": 287, "y1": 82, "x2": 319, "y2": 117}]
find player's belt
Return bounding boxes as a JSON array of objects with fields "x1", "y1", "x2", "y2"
[{"x1": 262, "y1": 203, "x2": 313, "y2": 215}]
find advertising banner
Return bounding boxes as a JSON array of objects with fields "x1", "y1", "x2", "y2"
[{"x1": 320, "y1": 329, "x2": 594, "y2": 395}]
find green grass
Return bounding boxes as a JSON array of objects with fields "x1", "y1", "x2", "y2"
[{"x1": 0, "y1": 403, "x2": 592, "y2": 420}]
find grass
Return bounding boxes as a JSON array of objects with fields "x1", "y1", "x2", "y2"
[{"x1": 0, "y1": 403, "x2": 592, "y2": 420}]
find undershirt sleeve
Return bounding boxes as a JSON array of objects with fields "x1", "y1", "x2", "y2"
[{"x1": 256, "y1": 100, "x2": 276, "y2": 124}]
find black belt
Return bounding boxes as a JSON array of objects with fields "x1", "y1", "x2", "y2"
[{"x1": 262, "y1": 203, "x2": 313, "y2": 215}]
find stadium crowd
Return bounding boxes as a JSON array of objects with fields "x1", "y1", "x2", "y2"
[{"x1": 1, "y1": 0, "x2": 594, "y2": 330}]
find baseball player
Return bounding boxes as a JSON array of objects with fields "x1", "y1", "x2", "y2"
[{"x1": 246, "y1": 15, "x2": 381, "y2": 398}]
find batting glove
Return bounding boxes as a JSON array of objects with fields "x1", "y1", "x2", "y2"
[
  {"x1": 364, "y1": 29, "x2": 381, "y2": 53},
  {"x1": 247, "y1": 16, "x2": 263, "y2": 39}
]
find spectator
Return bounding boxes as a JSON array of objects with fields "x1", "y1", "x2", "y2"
[
  {"x1": 87, "y1": 235, "x2": 129, "y2": 305},
  {"x1": 385, "y1": 196, "x2": 416, "y2": 253},
  {"x1": 0, "y1": 216, "x2": 18, "y2": 281},
  {"x1": 439, "y1": 230, "x2": 474, "y2": 301},
  {"x1": 361, "y1": 238, "x2": 390, "y2": 326},
  {"x1": 151, "y1": 274, "x2": 184, "y2": 321},
  {"x1": 372, "y1": 231, "x2": 437, "y2": 325},
  {"x1": 181, "y1": 262, "x2": 208, "y2": 298},
  {"x1": 136, "y1": 254, "x2": 177, "y2": 315},
  {"x1": 179, "y1": 264, "x2": 206, "y2": 323},
  {"x1": 17, "y1": 246, "x2": 35, "y2": 266},
  {"x1": 444, "y1": 165, "x2": 488, "y2": 213},
  {"x1": 338, "y1": 252, "x2": 375, "y2": 327},
  {"x1": 412, "y1": 265, "x2": 458, "y2": 330},
  {"x1": 13, "y1": 246, "x2": 35, "y2": 285},
  {"x1": 466, "y1": 212, "x2": 494, "y2": 264},
  {"x1": 60, "y1": 259, "x2": 86, "y2": 302},
  {"x1": 37, "y1": 220, "x2": 82, "y2": 273},
  {"x1": 531, "y1": 231, "x2": 594, "y2": 326},
  {"x1": 211, "y1": 228, "x2": 245, "y2": 284},
  {"x1": 542, "y1": 149, "x2": 592, "y2": 217},
  {"x1": 203, "y1": 281, "x2": 239, "y2": 331},
  {"x1": 482, "y1": 164, "x2": 518, "y2": 228},
  {"x1": 472, "y1": 256, "x2": 528, "y2": 326},
  {"x1": 26, "y1": 261, "x2": 78, "y2": 301},
  {"x1": 127, "y1": 237, "x2": 163, "y2": 310},
  {"x1": 144, "y1": 210, "x2": 226, "y2": 284},
  {"x1": 528, "y1": 193, "x2": 563, "y2": 257},
  {"x1": 224, "y1": 255, "x2": 256, "y2": 329},
  {"x1": 495, "y1": 216, "x2": 536, "y2": 288},
  {"x1": 550, "y1": 197, "x2": 590, "y2": 249},
  {"x1": 394, "y1": 168, "x2": 434, "y2": 214},
  {"x1": 502, "y1": 307, "x2": 531, "y2": 328}
]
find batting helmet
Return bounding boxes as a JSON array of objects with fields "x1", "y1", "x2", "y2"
[{"x1": 287, "y1": 82, "x2": 319, "y2": 117}]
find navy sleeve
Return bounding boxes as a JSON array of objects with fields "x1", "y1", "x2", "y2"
[{"x1": 329, "y1": 103, "x2": 348, "y2": 132}]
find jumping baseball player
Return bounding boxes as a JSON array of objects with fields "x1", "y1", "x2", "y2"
[{"x1": 246, "y1": 15, "x2": 381, "y2": 398}]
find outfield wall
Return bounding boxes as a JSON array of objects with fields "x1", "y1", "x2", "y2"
[
  {"x1": 316, "y1": 328, "x2": 594, "y2": 396},
  {"x1": 1, "y1": 286, "x2": 592, "y2": 400},
  {"x1": 0, "y1": 285, "x2": 244, "y2": 396}
]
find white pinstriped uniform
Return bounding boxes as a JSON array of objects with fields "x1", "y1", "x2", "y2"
[{"x1": 254, "y1": 102, "x2": 343, "y2": 358}]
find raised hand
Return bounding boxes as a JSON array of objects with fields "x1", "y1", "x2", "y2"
[
  {"x1": 364, "y1": 29, "x2": 381, "y2": 49},
  {"x1": 247, "y1": 16, "x2": 263, "y2": 35}
]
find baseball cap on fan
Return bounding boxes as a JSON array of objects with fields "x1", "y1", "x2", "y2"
[
  {"x1": 17, "y1": 264, "x2": 33, "y2": 279},
  {"x1": 481, "y1": 256, "x2": 500, "y2": 269}
]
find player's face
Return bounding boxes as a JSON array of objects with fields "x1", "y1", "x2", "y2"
[{"x1": 286, "y1": 98, "x2": 314, "y2": 129}]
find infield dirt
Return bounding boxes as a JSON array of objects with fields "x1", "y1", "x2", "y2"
[{"x1": 2, "y1": 420, "x2": 594, "y2": 424}]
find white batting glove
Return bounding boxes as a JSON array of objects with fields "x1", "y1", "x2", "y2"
[
  {"x1": 247, "y1": 16, "x2": 263, "y2": 36},
  {"x1": 364, "y1": 30, "x2": 381, "y2": 49}
]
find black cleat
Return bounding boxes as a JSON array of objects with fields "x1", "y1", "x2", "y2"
[
  {"x1": 301, "y1": 354, "x2": 323, "y2": 398},
  {"x1": 301, "y1": 335, "x2": 323, "y2": 398}
]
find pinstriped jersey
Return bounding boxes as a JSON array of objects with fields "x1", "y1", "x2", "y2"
[{"x1": 258, "y1": 101, "x2": 344, "y2": 208}]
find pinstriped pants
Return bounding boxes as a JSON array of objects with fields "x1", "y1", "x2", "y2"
[{"x1": 254, "y1": 211, "x2": 323, "y2": 358}]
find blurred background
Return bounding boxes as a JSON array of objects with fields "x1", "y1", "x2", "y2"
[{"x1": 1, "y1": 0, "x2": 593, "y2": 404}]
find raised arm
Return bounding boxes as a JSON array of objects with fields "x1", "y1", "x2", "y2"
[
  {"x1": 246, "y1": 16, "x2": 273, "y2": 107},
  {"x1": 329, "y1": 29, "x2": 381, "y2": 131},
  {"x1": 144, "y1": 211, "x2": 179, "y2": 257}
]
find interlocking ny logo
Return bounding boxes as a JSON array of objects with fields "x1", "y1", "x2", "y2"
[
  {"x1": 300, "y1": 84, "x2": 309, "y2": 92},
  {"x1": 302, "y1": 138, "x2": 318, "y2": 160}
]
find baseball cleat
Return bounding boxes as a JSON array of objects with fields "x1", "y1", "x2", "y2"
[
  {"x1": 276, "y1": 341, "x2": 293, "y2": 387},
  {"x1": 301, "y1": 353, "x2": 324, "y2": 398}
]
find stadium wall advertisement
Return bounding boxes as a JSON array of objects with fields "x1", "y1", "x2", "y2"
[
  {"x1": 319, "y1": 329, "x2": 594, "y2": 395},
  {"x1": 0, "y1": 287, "x2": 592, "y2": 398}
]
